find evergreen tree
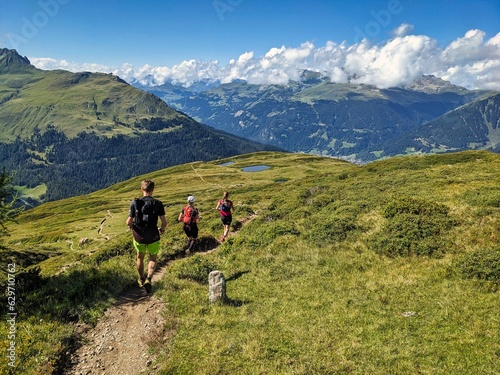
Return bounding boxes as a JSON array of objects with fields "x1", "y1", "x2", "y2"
[{"x1": 0, "y1": 170, "x2": 24, "y2": 238}]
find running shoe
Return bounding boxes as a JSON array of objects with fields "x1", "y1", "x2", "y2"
[
  {"x1": 137, "y1": 276, "x2": 146, "y2": 288},
  {"x1": 143, "y1": 277, "x2": 152, "y2": 293}
]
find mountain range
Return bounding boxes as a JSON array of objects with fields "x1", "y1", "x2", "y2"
[
  {"x1": 1, "y1": 47, "x2": 499, "y2": 205},
  {"x1": 137, "y1": 71, "x2": 500, "y2": 162},
  {"x1": 0, "y1": 48, "x2": 279, "y2": 204}
]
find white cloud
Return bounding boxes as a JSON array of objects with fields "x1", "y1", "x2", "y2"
[
  {"x1": 391, "y1": 23, "x2": 414, "y2": 38},
  {"x1": 30, "y1": 26, "x2": 500, "y2": 90},
  {"x1": 346, "y1": 35, "x2": 438, "y2": 88}
]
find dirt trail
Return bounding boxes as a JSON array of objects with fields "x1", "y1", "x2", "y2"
[
  {"x1": 66, "y1": 267, "x2": 167, "y2": 375},
  {"x1": 65, "y1": 214, "x2": 256, "y2": 375}
]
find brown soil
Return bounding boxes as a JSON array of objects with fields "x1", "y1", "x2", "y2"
[{"x1": 65, "y1": 267, "x2": 167, "y2": 375}]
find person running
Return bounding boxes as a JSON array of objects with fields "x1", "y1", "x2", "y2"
[
  {"x1": 178, "y1": 195, "x2": 200, "y2": 254},
  {"x1": 216, "y1": 191, "x2": 234, "y2": 242},
  {"x1": 126, "y1": 179, "x2": 167, "y2": 293}
]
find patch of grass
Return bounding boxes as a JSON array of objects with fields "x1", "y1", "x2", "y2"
[
  {"x1": 0, "y1": 316, "x2": 73, "y2": 375},
  {"x1": 0, "y1": 235, "x2": 137, "y2": 375},
  {"x1": 169, "y1": 254, "x2": 219, "y2": 284},
  {"x1": 462, "y1": 187, "x2": 500, "y2": 207},
  {"x1": 158, "y1": 236, "x2": 499, "y2": 374}
]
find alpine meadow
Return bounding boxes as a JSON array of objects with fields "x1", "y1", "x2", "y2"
[
  {"x1": 2, "y1": 0, "x2": 500, "y2": 371},
  {"x1": 0, "y1": 150, "x2": 499, "y2": 374}
]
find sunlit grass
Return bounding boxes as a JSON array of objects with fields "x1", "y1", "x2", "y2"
[{"x1": 0, "y1": 150, "x2": 499, "y2": 374}]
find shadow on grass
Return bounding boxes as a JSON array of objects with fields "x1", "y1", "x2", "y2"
[
  {"x1": 224, "y1": 297, "x2": 252, "y2": 307},
  {"x1": 226, "y1": 270, "x2": 250, "y2": 282},
  {"x1": 223, "y1": 270, "x2": 252, "y2": 307},
  {"x1": 0, "y1": 259, "x2": 136, "y2": 375},
  {"x1": 10, "y1": 265, "x2": 135, "y2": 322}
]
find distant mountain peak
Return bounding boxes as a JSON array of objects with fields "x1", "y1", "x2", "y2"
[
  {"x1": 405, "y1": 75, "x2": 469, "y2": 94},
  {"x1": 0, "y1": 48, "x2": 34, "y2": 73},
  {"x1": 299, "y1": 70, "x2": 328, "y2": 84}
]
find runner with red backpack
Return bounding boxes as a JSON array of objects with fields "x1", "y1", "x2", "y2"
[{"x1": 178, "y1": 195, "x2": 200, "y2": 254}]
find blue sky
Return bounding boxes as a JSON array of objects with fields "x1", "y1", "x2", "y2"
[{"x1": 1, "y1": 0, "x2": 499, "y2": 89}]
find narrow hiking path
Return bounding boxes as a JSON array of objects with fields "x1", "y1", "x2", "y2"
[
  {"x1": 65, "y1": 214, "x2": 256, "y2": 375},
  {"x1": 66, "y1": 268, "x2": 167, "y2": 375}
]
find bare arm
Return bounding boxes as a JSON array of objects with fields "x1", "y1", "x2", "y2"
[
  {"x1": 158, "y1": 215, "x2": 167, "y2": 233},
  {"x1": 160, "y1": 215, "x2": 167, "y2": 230},
  {"x1": 126, "y1": 216, "x2": 133, "y2": 227}
]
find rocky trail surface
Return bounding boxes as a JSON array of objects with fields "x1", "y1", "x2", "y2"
[{"x1": 66, "y1": 267, "x2": 167, "y2": 375}]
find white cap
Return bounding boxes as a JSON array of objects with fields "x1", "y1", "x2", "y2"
[{"x1": 187, "y1": 195, "x2": 195, "y2": 203}]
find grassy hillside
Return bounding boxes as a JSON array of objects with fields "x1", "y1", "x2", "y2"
[
  {"x1": 1, "y1": 151, "x2": 499, "y2": 374},
  {"x1": 0, "y1": 63, "x2": 184, "y2": 142},
  {"x1": 0, "y1": 49, "x2": 280, "y2": 204}
]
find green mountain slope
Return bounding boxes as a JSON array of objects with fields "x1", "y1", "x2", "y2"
[
  {"x1": 0, "y1": 49, "x2": 280, "y2": 203},
  {"x1": 0, "y1": 48, "x2": 185, "y2": 142},
  {"x1": 379, "y1": 92, "x2": 500, "y2": 156},
  {"x1": 1, "y1": 150, "x2": 498, "y2": 374}
]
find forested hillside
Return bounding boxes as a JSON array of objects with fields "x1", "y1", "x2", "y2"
[
  {"x1": 142, "y1": 73, "x2": 498, "y2": 161},
  {"x1": 0, "y1": 123, "x2": 280, "y2": 203},
  {"x1": 379, "y1": 92, "x2": 500, "y2": 156}
]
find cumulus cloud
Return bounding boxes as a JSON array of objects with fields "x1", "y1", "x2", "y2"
[
  {"x1": 30, "y1": 25, "x2": 500, "y2": 90},
  {"x1": 391, "y1": 23, "x2": 414, "y2": 38}
]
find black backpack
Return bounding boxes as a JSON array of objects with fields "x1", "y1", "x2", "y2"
[
  {"x1": 220, "y1": 199, "x2": 232, "y2": 213},
  {"x1": 133, "y1": 197, "x2": 158, "y2": 228},
  {"x1": 131, "y1": 197, "x2": 160, "y2": 243}
]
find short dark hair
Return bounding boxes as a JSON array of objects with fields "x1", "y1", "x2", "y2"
[{"x1": 141, "y1": 179, "x2": 155, "y2": 193}]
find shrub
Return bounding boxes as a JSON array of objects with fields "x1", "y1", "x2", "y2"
[
  {"x1": 462, "y1": 187, "x2": 500, "y2": 208},
  {"x1": 383, "y1": 196, "x2": 450, "y2": 218},
  {"x1": 305, "y1": 212, "x2": 358, "y2": 245},
  {"x1": 455, "y1": 247, "x2": 500, "y2": 283},
  {"x1": 370, "y1": 197, "x2": 457, "y2": 257},
  {"x1": 240, "y1": 220, "x2": 300, "y2": 249}
]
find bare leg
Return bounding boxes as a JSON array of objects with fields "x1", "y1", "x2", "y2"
[
  {"x1": 187, "y1": 238, "x2": 196, "y2": 253},
  {"x1": 147, "y1": 254, "x2": 157, "y2": 279},
  {"x1": 137, "y1": 252, "x2": 145, "y2": 278}
]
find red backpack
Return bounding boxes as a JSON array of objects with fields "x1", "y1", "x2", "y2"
[{"x1": 182, "y1": 205, "x2": 198, "y2": 224}]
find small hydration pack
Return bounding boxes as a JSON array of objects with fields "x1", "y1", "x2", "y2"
[
  {"x1": 222, "y1": 202, "x2": 230, "y2": 212},
  {"x1": 182, "y1": 205, "x2": 198, "y2": 224},
  {"x1": 220, "y1": 199, "x2": 232, "y2": 215}
]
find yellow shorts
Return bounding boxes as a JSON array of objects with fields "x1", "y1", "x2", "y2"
[{"x1": 133, "y1": 240, "x2": 160, "y2": 255}]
